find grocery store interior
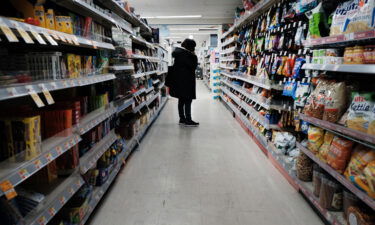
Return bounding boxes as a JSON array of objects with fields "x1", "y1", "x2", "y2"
[{"x1": 0, "y1": 0, "x2": 374, "y2": 225}]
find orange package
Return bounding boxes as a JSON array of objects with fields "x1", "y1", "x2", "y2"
[{"x1": 327, "y1": 136, "x2": 354, "y2": 173}]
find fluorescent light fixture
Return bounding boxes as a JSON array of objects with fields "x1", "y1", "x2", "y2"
[
  {"x1": 169, "y1": 27, "x2": 219, "y2": 31},
  {"x1": 142, "y1": 15, "x2": 202, "y2": 19},
  {"x1": 164, "y1": 36, "x2": 182, "y2": 39},
  {"x1": 169, "y1": 33, "x2": 212, "y2": 35},
  {"x1": 189, "y1": 35, "x2": 194, "y2": 39}
]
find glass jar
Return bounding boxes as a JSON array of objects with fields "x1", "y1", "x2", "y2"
[
  {"x1": 344, "y1": 47, "x2": 354, "y2": 64},
  {"x1": 353, "y1": 46, "x2": 364, "y2": 64}
]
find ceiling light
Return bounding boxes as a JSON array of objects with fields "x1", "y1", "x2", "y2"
[
  {"x1": 142, "y1": 15, "x2": 202, "y2": 19},
  {"x1": 164, "y1": 36, "x2": 182, "y2": 39},
  {"x1": 189, "y1": 35, "x2": 194, "y2": 39}
]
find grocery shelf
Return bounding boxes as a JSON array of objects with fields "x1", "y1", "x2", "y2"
[
  {"x1": 220, "y1": 95, "x2": 348, "y2": 225},
  {"x1": 158, "y1": 82, "x2": 165, "y2": 89},
  {"x1": 80, "y1": 130, "x2": 118, "y2": 174},
  {"x1": 220, "y1": 65, "x2": 236, "y2": 70},
  {"x1": 152, "y1": 79, "x2": 160, "y2": 85},
  {"x1": 220, "y1": 71, "x2": 283, "y2": 91},
  {"x1": 132, "y1": 88, "x2": 146, "y2": 97},
  {"x1": 132, "y1": 70, "x2": 159, "y2": 79},
  {"x1": 76, "y1": 106, "x2": 117, "y2": 135},
  {"x1": 116, "y1": 97, "x2": 135, "y2": 113},
  {"x1": 80, "y1": 98, "x2": 168, "y2": 225},
  {"x1": 222, "y1": 36, "x2": 238, "y2": 47},
  {"x1": 96, "y1": 0, "x2": 152, "y2": 34},
  {"x1": 297, "y1": 142, "x2": 375, "y2": 210},
  {"x1": 299, "y1": 113, "x2": 375, "y2": 148},
  {"x1": 0, "y1": 16, "x2": 115, "y2": 50},
  {"x1": 303, "y1": 30, "x2": 375, "y2": 47},
  {"x1": 302, "y1": 64, "x2": 375, "y2": 74},
  {"x1": 109, "y1": 65, "x2": 134, "y2": 71},
  {"x1": 220, "y1": 58, "x2": 240, "y2": 62},
  {"x1": 0, "y1": 132, "x2": 81, "y2": 197},
  {"x1": 130, "y1": 54, "x2": 159, "y2": 61},
  {"x1": 131, "y1": 35, "x2": 155, "y2": 49},
  {"x1": 220, "y1": 46, "x2": 238, "y2": 55},
  {"x1": 221, "y1": 79, "x2": 270, "y2": 110},
  {"x1": 51, "y1": 0, "x2": 132, "y2": 33},
  {"x1": 0, "y1": 74, "x2": 116, "y2": 102},
  {"x1": 145, "y1": 86, "x2": 154, "y2": 93},
  {"x1": 24, "y1": 173, "x2": 85, "y2": 225},
  {"x1": 222, "y1": 0, "x2": 278, "y2": 39}
]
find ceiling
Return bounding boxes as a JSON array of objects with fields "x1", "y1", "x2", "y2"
[{"x1": 128, "y1": 0, "x2": 241, "y2": 46}]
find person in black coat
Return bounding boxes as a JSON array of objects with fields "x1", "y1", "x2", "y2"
[{"x1": 169, "y1": 39, "x2": 199, "y2": 127}]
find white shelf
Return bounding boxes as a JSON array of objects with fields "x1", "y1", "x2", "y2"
[
  {"x1": 76, "y1": 106, "x2": 117, "y2": 135},
  {"x1": 132, "y1": 70, "x2": 159, "y2": 78},
  {"x1": 0, "y1": 74, "x2": 116, "y2": 102},
  {"x1": 131, "y1": 35, "x2": 155, "y2": 49},
  {"x1": 303, "y1": 30, "x2": 375, "y2": 47},
  {"x1": 220, "y1": 71, "x2": 283, "y2": 91},
  {"x1": 80, "y1": 130, "x2": 118, "y2": 174},
  {"x1": 220, "y1": 65, "x2": 236, "y2": 70},
  {"x1": 220, "y1": 46, "x2": 238, "y2": 55},
  {"x1": 302, "y1": 63, "x2": 375, "y2": 74},
  {"x1": 0, "y1": 132, "x2": 81, "y2": 197},
  {"x1": 221, "y1": 36, "x2": 238, "y2": 47},
  {"x1": 130, "y1": 54, "x2": 159, "y2": 61},
  {"x1": 110, "y1": 65, "x2": 134, "y2": 71},
  {"x1": 116, "y1": 97, "x2": 135, "y2": 113},
  {"x1": 145, "y1": 86, "x2": 154, "y2": 93}
]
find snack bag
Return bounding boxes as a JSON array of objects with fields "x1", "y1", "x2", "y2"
[
  {"x1": 323, "y1": 81, "x2": 347, "y2": 123},
  {"x1": 308, "y1": 126, "x2": 325, "y2": 154},
  {"x1": 307, "y1": 3, "x2": 330, "y2": 38},
  {"x1": 363, "y1": 161, "x2": 375, "y2": 196},
  {"x1": 344, "y1": 0, "x2": 375, "y2": 34},
  {"x1": 294, "y1": 82, "x2": 311, "y2": 108},
  {"x1": 318, "y1": 131, "x2": 335, "y2": 162},
  {"x1": 346, "y1": 92, "x2": 375, "y2": 133},
  {"x1": 368, "y1": 105, "x2": 375, "y2": 135},
  {"x1": 283, "y1": 81, "x2": 297, "y2": 97},
  {"x1": 345, "y1": 145, "x2": 375, "y2": 178},
  {"x1": 327, "y1": 136, "x2": 354, "y2": 173},
  {"x1": 304, "y1": 79, "x2": 331, "y2": 119}
]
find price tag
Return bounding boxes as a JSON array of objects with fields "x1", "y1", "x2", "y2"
[
  {"x1": 71, "y1": 35, "x2": 79, "y2": 45},
  {"x1": 43, "y1": 33, "x2": 58, "y2": 45},
  {"x1": 26, "y1": 86, "x2": 45, "y2": 108},
  {"x1": 59, "y1": 196, "x2": 66, "y2": 204},
  {"x1": 6, "y1": 87, "x2": 18, "y2": 96},
  {"x1": 303, "y1": 49, "x2": 308, "y2": 55},
  {"x1": 303, "y1": 23, "x2": 307, "y2": 29},
  {"x1": 28, "y1": 26, "x2": 46, "y2": 45},
  {"x1": 18, "y1": 168, "x2": 29, "y2": 179},
  {"x1": 293, "y1": 22, "x2": 297, "y2": 28},
  {"x1": 48, "y1": 30, "x2": 59, "y2": 40},
  {"x1": 40, "y1": 84, "x2": 55, "y2": 105},
  {"x1": 50, "y1": 82, "x2": 57, "y2": 89},
  {"x1": 0, "y1": 180, "x2": 17, "y2": 200},
  {"x1": 0, "y1": 18, "x2": 18, "y2": 42},
  {"x1": 38, "y1": 216, "x2": 46, "y2": 225},
  {"x1": 11, "y1": 21, "x2": 33, "y2": 44},
  {"x1": 56, "y1": 146, "x2": 62, "y2": 155},
  {"x1": 64, "y1": 35, "x2": 74, "y2": 44},
  {"x1": 91, "y1": 40, "x2": 98, "y2": 49},
  {"x1": 69, "y1": 187, "x2": 74, "y2": 195},
  {"x1": 298, "y1": 49, "x2": 302, "y2": 55},
  {"x1": 34, "y1": 160, "x2": 42, "y2": 169},
  {"x1": 64, "y1": 142, "x2": 70, "y2": 149},
  {"x1": 45, "y1": 153, "x2": 53, "y2": 162},
  {"x1": 48, "y1": 207, "x2": 56, "y2": 216}
]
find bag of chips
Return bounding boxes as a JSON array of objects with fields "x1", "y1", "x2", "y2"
[
  {"x1": 294, "y1": 82, "x2": 311, "y2": 108},
  {"x1": 327, "y1": 136, "x2": 354, "y2": 173},
  {"x1": 368, "y1": 105, "x2": 375, "y2": 135},
  {"x1": 308, "y1": 126, "x2": 325, "y2": 154},
  {"x1": 345, "y1": 145, "x2": 375, "y2": 178},
  {"x1": 304, "y1": 79, "x2": 331, "y2": 119},
  {"x1": 318, "y1": 131, "x2": 335, "y2": 162},
  {"x1": 363, "y1": 161, "x2": 375, "y2": 197},
  {"x1": 323, "y1": 81, "x2": 347, "y2": 123},
  {"x1": 346, "y1": 92, "x2": 375, "y2": 133}
]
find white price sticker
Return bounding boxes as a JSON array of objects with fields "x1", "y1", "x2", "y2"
[
  {"x1": 0, "y1": 18, "x2": 18, "y2": 42},
  {"x1": 27, "y1": 86, "x2": 45, "y2": 108},
  {"x1": 11, "y1": 21, "x2": 33, "y2": 44},
  {"x1": 39, "y1": 84, "x2": 55, "y2": 105},
  {"x1": 29, "y1": 30, "x2": 47, "y2": 45},
  {"x1": 43, "y1": 33, "x2": 58, "y2": 45}
]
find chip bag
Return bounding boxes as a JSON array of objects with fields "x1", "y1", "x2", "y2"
[
  {"x1": 327, "y1": 136, "x2": 354, "y2": 173},
  {"x1": 345, "y1": 145, "x2": 375, "y2": 178},
  {"x1": 346, "y1": 92, "x2": 375, "y2": 133},
  {"x1": 308, "y1": 126, "x2": 325, "y2": 154},
  {"x1": 318, "y1": 131, "x2": 335, "y2": 162}
]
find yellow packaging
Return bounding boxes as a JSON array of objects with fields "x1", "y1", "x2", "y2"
[
  {"x1": 55, "y1": 16, "x2": 73, "y2": 34},
  {"x1": 45, "y1": 9, "x2": 56, "y2": 30},
  {"x1": 67, "y1": 54, "x2": 77, "y2": 78},
  {"x1": 34, "y1": 5, "x2": 46, "y2": 28},
  {"x1": 74, "y1": 55, "x2": 82, "y2": 78}
]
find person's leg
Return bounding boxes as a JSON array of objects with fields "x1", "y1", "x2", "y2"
[
  {"x1": 184, "y1": 99, "x2": 199, "y2": 127},
  {"x1": 178, "y1": 98, "x2": 186, "y2": 124}
]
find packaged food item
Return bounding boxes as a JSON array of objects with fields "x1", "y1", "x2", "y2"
[
  {"x1": 45, "y1": 9, "x2": 56, "y2": 30},
  {"x1": 304, "y1": 79, "x2": 331, "y2": 119},
  {"x1": 313, "y1": 165, "x2": 324, "y2": 197},
  {"x1": 307, "y1": 126, "x2": 325, "y2": 154},
  {"x1": 34, "y1": 5, "x2": 46, "y2": 28},
  {"x1": 307, "y1": 3, "x2": 329, "y2": 38},
  {"x1": 292, "y1": 57, "x2": 306, "y2": 79},
  {"x1": 343, "y1": 0, "x2": 375, "y2": 34},
  {"x1": 301, "y1": 120, "x2": 310, "y2": 134},
  {"x1": 346, "y1": 206, "x2": 375, "y2": 225},
  {"x1": 318, "y1": 131, "x2": 335, "y2": 162},
  {"x1": 294, "y1": 82, "x2": 311, "y2": 108},
  {"x1": 296, "y1": 0, "x2": 319, "y2": 14},
  {"x1": 363, "y1": 161, "x2": 375, "y2": 197},
  {"x1": 319, "y1": 176, "x2": 343, "y2": 211},
  {"x1": 368, "y1": 105, "x2": 375, "y2": 135},
  {"x1": 283, "y1": 81, "x2": 297, "y2": 97},
  {"x1": 323, "y1": 81, "x2": 347, "y2": 123},
  {"x1": 346, "y1": 92, "x2": 375, "y2": 133},
  {"x1": 364, "y1": 45, "x2": 375, "y2": 64},
  {"x1": 327, "y1": 136, "x2": 354, "y2": 173},
  {"x1": 297, "y1": 151, "x2": 314, "y2": 181},
  {"x1": 343, "y1": 190, "x2": 361, "y2": 218},
  {"x1": 345, "y1": 145, "x2": 375, "y2": 178}
]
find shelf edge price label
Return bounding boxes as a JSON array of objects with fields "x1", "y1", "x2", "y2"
[
  {"x1": 38, "y1": 216, "x2": 46, "y2": 225},
  {"x1": 34, "y1": 159, "x2": 42, "y2": 169},
  {"x1": 11, "y1": 21, "x2": 34, "y2": 44},
  {"x1": 0, "y1": 180, "x2": 17, "y2": 200},
  {"x1": 48, "y1": 207, "x2": 56, "y2": 216},
  {"x1": 42, "y1": 33, "x2": 58, "y2": 46},
  {"x1": 26, "y1": 85, "x2": 45, "y2": 108},
  {"x1": 28, "y1": 26, "x2": 47, "y2": 45},
  {"x1": 45, "y1": 153, "x2": 53, "y2": 162},
  {"x1": 69, "y1": 187, "x2": 74, "y2": 195},
  {"x1": 18, "y1": 168, "x2": 29, "y2": 179},
  {"x1": 6, "y1": 87, "x2": 18, "y2": 97},
  {"x1": 0, "y1": 18, "x2": 19, "y2": 42},
  {"x1": 56, "y1": 146, "x2": 63, "y2": 155},
  {"x1": 59, "y1": 196, "x2": 66, "y2": 205},
  {"x1": 39, "y1": 84, "x2": 55, "y2": 105}
]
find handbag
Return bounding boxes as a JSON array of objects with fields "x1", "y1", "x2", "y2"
[{"x1": 165, "y1": 65, "x2": 175, "y2": 88}]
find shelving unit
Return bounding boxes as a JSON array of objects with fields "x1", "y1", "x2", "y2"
[
  {"x1": 302, "y1": 64, "x2": 375, "y2": 74},
  {"x1": 0, "y1": 1, "x2": 168, "y2": 224}
]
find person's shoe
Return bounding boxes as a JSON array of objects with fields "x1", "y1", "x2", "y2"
[
  {"x1": 179, "y1": 118, "x2": 186, "y2": 125},
  {"x1": 184, "y1": 120, "x2": 199, "y2": 127}
]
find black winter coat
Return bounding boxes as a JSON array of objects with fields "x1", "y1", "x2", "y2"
[{"x1": 169, "y1": 47, "x2": 198, "y2": 99}]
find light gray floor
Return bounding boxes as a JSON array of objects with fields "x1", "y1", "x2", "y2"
[{"x1": 90, "y1": 81, "x2": 323, "y2": 225}]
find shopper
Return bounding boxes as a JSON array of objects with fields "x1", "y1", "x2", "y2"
[{"x1": 168, "y1": 39, "x2": 199, "y2": 127}]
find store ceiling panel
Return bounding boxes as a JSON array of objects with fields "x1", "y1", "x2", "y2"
[{"x1": 128, "y1": 0, "x2": 241, "y2": 25}]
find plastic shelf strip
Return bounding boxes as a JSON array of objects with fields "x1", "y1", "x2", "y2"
[
  {"x1": 76, "y1": 106, "x2": 117, "y2": 135},
  {"x1": 302, "y1": 64, "x2": 375, "y2": 74}
]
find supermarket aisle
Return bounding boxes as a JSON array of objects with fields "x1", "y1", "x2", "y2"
[{"x1": 90, "y1": 81, "x2": 323, "y2": 225}]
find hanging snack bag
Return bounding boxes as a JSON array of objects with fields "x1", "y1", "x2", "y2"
[
  {"x1": 283, "y1": 81, "x2": 297, "y2": 97},
  {"x1": 307, "y1": 2, "x2": 330, "y2": 38},
  {"x1": 368, "y1": 105, "x2": 375, "y2": 135},
  {"x1": 301, "y1": 120, "x2": 310, "y2": 134},
  {"x1": 318, "y1": 131, "x2": 335, "y2": 162},
  {"x1": 294, "y1": 82, "x2": 311, "y2": 108},
  {"x1": 308, "y1": 126, "x2": 325, "y2": 154},
  {"x1": 346, "y1": 92, "x2": 375, "y2": 133},
  {"x1": 327, "y1": 136, "x2": 354, "y2": 173},
  {"x1": 345, "y1": 145, "x2": 375, "y2": 178},
  {"x1": 292, "y1": 57, "x2": 306, "y2": 79},
  {"x1": 363, "y1": 161, "x2": 375, "y2": 197},
  {"x1": 344, "y1": 0, "x2": 375, "y2": 34},
  {"x1": 323, "y1": 81, "x2": 347, "y2": 123},
  {"x1": 304, "y1": 79, "x2": 331, "y2": 119}
]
